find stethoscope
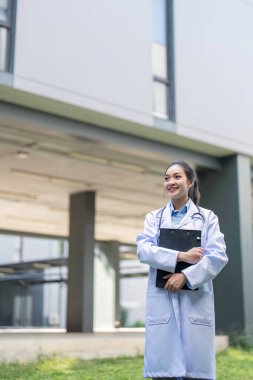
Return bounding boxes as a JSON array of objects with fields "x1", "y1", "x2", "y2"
[
  {"x1": 191, "y1": 210, "x2": 205, "y2": 223},
  {"x1": 157, "y1": 205, "x2": 205, "y2": 244}
]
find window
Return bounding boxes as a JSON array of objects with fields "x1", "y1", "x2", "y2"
[
  {"x1": 0, "y1": 0, "x2": 16, "y2": 72},
  {"x1": 152, "y1": 0, "x2": 175, "y2": 120}
]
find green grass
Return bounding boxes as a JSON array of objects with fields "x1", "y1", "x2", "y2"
[
  {"x1": 0, "y1": 348, "x2": 252, "y2": 379},
  {"x1": 216, "y1": 348, "x2": 253, "y2": 379}
]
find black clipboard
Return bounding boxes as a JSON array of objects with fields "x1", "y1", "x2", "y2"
[{"x1": 156, "y1": 228, "x2": 201, "y2": 290}]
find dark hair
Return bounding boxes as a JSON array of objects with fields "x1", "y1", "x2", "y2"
[{"x1": 165, "y1": 161, "x2": 201, "y2": 205}]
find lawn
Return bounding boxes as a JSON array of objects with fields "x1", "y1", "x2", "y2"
[{"x1": 0, "y1": 348, "x2": 252, "y2": 380}]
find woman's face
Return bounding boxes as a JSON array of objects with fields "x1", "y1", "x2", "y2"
[{"x1": 164, "y1": 164, "x2": 192, "y2": 202}]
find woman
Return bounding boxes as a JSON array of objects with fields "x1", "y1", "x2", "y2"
[{"x1": 136, "y1": 161, "x2": 228, "y2": 380}]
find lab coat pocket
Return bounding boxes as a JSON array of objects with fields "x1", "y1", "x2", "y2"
[
  {"x1": 146, "y1": 291, "x2": 171, "y2": 326},
  {"x1": 189, "y1": 291, "x2": 213, "y2": 326}
]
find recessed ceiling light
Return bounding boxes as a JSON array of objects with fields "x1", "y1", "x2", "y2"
[{"x1": 16, "y1": 151, "x2": 29, "y2": 159}]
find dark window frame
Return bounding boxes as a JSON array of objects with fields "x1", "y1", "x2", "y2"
[
  {"x1": 166, "y1": 0, "x2": 176, "y2": 121},
  {"x1": 153, "y1": 0, "x2": 176, "y2": 121},
  {"x1": 0, "y1": 0, "x2": 17, "y2": 73}
]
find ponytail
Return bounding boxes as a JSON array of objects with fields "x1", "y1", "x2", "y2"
[
  {"x1": 165, "y1": 161, "x2": 201, "y2": 205},
  {"x1": 188, "y1": 175, "x2": 200, "y2": 205}
]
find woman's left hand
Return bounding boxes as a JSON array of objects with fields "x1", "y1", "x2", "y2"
[{"x1": 163, "y1": 273, "x2": 187, "y2": 291}]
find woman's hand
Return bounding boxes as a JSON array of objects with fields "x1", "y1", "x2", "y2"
[
  {"x1": 177, "y1": 247, "x2": 204, "y2": 264},
  {"x1": 163, "y1": 273, "x2": 186, "y2": 291}
]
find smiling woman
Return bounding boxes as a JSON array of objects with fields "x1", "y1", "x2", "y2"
[
  {"x1": 164, "y1": 162, "x2": 200, "y2": 209},
  {"x1": 136, "y1": 161, "x2": 229, "y2": 380}
]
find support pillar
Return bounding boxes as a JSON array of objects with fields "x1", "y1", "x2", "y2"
[
  {"x1": 67, "y1": 191, "x2": 95, "y2": 332},
  {"x1": 199, "y1": 155, "x2": 253, "y2": 343},
  {"x1": 93, "y1": 241, "x2": 120, "y2": 330},
  {"x1": 110, "y1": 241, "x2": 120, "y2": 327}
]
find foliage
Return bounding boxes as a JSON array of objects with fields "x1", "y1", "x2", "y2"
[
  {"x1": 228, "y1": 329, "x2": 253, "y2": 350},
  {"x1": 130, "y1": 320, "x2": 145, "y2": 328},
  {"x1": 120, "y1": 306, "x2": 128, "y2": 327}
]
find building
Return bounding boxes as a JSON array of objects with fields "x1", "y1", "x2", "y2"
[{"x1": 0, "y1": 0, "x2": 253, "y2": 340}]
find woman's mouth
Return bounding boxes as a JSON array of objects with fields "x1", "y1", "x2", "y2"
[{"x1": 168, "y1": 187, "x2": 178, "y2": 192}]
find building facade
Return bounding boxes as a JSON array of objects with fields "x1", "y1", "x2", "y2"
[{"x1": 0, "y1": 0, "x2": 253, "y2": 340}]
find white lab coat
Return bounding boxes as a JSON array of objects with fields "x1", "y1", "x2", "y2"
[{"x1": 136, "y1": 200, "x2": 228, "y2": 380}]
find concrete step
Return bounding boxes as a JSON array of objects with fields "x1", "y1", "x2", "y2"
[{"x1": 0, "y1": 328, "x2": 229, "y2": 363}]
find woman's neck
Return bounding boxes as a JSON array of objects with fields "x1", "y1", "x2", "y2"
[{"x1": 172, "y1": 197, "x2": 189, "y2": 211}]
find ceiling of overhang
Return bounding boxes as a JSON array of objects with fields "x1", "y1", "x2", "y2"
[
  {"x1": 0, "y1": 113, "x2": 220, "y2": 245},
  {"x1": 0, "y1": 123, "x2": 164, "y2": 243}
]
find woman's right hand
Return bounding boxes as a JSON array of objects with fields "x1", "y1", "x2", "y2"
[{"x1": 177, "y1": 247, "x2": 204, "y2": 264}]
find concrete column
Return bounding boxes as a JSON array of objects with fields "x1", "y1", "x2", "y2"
[
  {"x1": 67, "y1": 191, "x2": 95, "y2": 332},
  {"x1": 199, "y1": 155, "x2": 253, "y2": 343},
  {"x1": 109, "y1": 241, "x2": 120, "y2": 327},
  {"x1": 93, "y1": 241, "x2": 120, "y2": 330}
]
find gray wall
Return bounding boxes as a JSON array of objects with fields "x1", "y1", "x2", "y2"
[
  {"x1": 9, "y1": 0, "x2": 253, "y2": 155},
  {"x1": 14, "y1": 0, "x2": 153, "y2": 126},
  {"x1": 174, "y1": 0, "x2": 253, "y2": 154},
  {"x1": 199, "y1": 155, "x2": 253, "y2": 338},
  {"x1": 199, "y1": 162, "x2": 244, "y2": 333}
]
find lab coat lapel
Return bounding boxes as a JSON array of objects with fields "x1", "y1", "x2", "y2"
[
  {"x1": 158, "y1": 200, "x2": 200, "y2": 229},
  {"x1": 157, "y1": 202, "x2": 172, "y2": 229},
  {"x1": 177, "y1": 200, "x2": 199, "y2": 229}
]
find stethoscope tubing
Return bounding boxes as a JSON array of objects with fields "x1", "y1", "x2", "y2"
[{"x1": 157, "y1": 206, "x2": 205, "y2": 245}]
